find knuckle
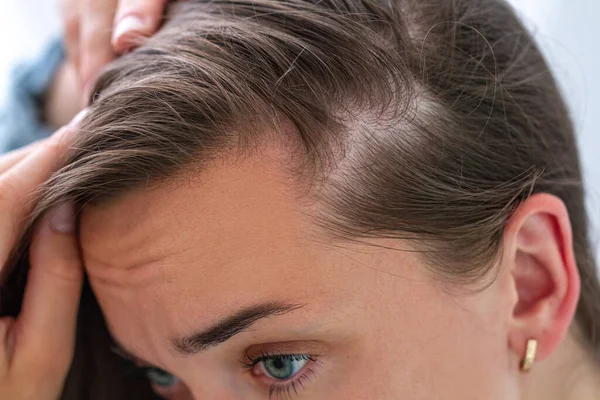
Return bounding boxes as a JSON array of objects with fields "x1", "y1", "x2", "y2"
[
  {"x1": 45, "y1": 133, "x2": 71, "y2": 157},
  {"x1": 31, "y1": 242, "x2": 83, "y2": 285},
  {"x1": 43, "y1": 258, "x2": 83, "y2": 285},
  {"x1": 60, "y1": 0, "x2": 80, "y2": 30},
  {"x1": 45, "y1": 134, "x2": 65, "y2": 152},
  {"x1": 63, "y1": 15, "x2": 79, "y2": 39}
]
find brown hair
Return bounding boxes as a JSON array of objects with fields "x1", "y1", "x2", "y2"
[{"x1": 1, "y1": 0, "x2": 599, "y2": 398}]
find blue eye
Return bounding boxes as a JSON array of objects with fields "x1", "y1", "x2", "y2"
[
  {"x1": 260, "y1": 355, "x2": 309, "y2": 380},
  {"x1": 145, "y1": 367, "x2": 180, "y2": 388}
]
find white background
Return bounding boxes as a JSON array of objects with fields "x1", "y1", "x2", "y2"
[{"x1": 1, "y1": 0, "x2": 599, "y2": 261}]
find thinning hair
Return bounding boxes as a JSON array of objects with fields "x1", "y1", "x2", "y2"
[{"x1": 1, "y1": 0, "x2": 599, "y2": 398}]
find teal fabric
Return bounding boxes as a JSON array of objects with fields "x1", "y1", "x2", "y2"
[{"x1": 0, "y1": 39, "x2": 64, "y2": 153}]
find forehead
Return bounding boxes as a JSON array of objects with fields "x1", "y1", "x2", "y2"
[
  {"x1": 80, "y1": 149, "x2": 311, "y2": 283},
  {"x1": 78, "y1": 147, "x2": 429, "y2": 366},
  {"x1": 78, "y1": 149, "x2": 337, "y2": 353}
]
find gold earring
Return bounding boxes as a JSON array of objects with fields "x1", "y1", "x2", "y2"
[{"x1": 520, "y1": 338, "x2": 537, "y2": 372}]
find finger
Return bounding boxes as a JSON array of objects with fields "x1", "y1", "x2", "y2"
[
  {"x1": 15, "y1": 204, "x2": 82, "y2": 379},
  {"x1": 0, "y1": 140, "x2": 46, "y2": 175},
  {"x1": 59, "y1": 0, "x2": 82, "y2": 75},
  {"x1": 0, "y1": 132, "x2": 69, "y2": 265},
  {"x1": 112, "y1": 0, "x2": 170, "y2": 53},
  {"x1": 0, "y1": 109, "x2": 87, "y2": 266},
  {"x1": 80, "y1": 0, "x2": 118, "y2": 92}
]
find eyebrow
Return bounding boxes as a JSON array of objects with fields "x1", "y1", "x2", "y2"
[{"x1": 172, "y1": 302, "x2": 306, "y2": 355}]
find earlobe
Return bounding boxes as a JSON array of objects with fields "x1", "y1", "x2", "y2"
[{"x1": 504, "y1": 193, "x2": 580, "y2": 369}]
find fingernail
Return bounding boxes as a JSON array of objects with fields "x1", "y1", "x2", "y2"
[
  {"x1": 113, "y1": 15, "x2": 148, "y2": 45},
  {"x1": 49, "y1": 203, "x2": 76, "y2": 233},
  {"x1": 69, "y1": 108, "x2": 89, "y2": 127}
]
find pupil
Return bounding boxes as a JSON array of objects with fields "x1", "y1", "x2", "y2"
[{"x1": 265, "y1": 357, "x2": 294, "y2": 379}]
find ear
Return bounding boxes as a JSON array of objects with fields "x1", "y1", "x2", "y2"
[{"x1": 502, "y1": 193, "x2": 580, "y2": 366}]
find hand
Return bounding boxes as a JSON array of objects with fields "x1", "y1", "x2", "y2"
[
  {"x1": 44, "y1": 62, "x2": 82, "y2": 129},
  {"x1": 59, "y1": 0, "x2": 170, "y2": 101},
  {"x1": 0, "y1": 112, "x2": 87, "y2": 399}
]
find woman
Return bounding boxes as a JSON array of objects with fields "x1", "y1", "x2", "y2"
[{"x1": 1, "y1": 0, "x2": 600, "y2": 398}]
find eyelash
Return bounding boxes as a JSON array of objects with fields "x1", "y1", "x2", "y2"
[
  {"x1": 241, "y1": 351, "x2": 321, "y2": 400},
  {"x1": 112, "y1": 344, "x2": 321, "y2": 399}
]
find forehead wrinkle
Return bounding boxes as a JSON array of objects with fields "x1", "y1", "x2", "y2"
[
  {"x1": 81, "y1": 209, "x2": 196, "y2": 292},
  {"x1": 81, "y1": 233, "x2": 174, "y2": 288},
  {"x1": 76, "y1": 144, "x2": 343, "y2": 373},
  {"x1": 80, "y1": 180, "x2": 188, "y2": 263},
  {"x1": 82, "y1": 142, "x2": 324, "y2": 289},
  {"x1": 84, "y1": 250, "x2": 178, "y2": 289}
]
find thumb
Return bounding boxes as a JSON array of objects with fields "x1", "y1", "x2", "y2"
[
  {"x1": 15, "y1": 204, "x2": 83, "y2": 376},
  {"x1": 112, "y1": 0, "x2": 169, "y2": 53}
]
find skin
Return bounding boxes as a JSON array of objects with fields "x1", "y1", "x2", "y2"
[
  {"x1": 0, "y1": 113, "x2": 86, "y2": 399},
  {"x1": 48, "y1": 0, "x2": 170, "y2": 125},
  {"x1": 80, "y1": 141, "x2": 597, "y2": 399},
  {"x1": 59, "y1": 0, "x2": 169, "y2": 102},
  {"x1": 44, "y1": 61, "x2": 81, "y2": 129},
  {"x1": 15, "y1": 3, "x2": 597, "y2": 397}
]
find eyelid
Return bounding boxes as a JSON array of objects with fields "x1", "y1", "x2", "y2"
[
  {"x1": 250, "y1": 354, "x2": 321, "y2": 399},
  {"x1": 243, "y1": 340, "x2": 327, "y2": 362}
]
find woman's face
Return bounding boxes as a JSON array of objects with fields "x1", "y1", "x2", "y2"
[{"x1": 80, "y1": 147, "x2": 520, "y2": 399}]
